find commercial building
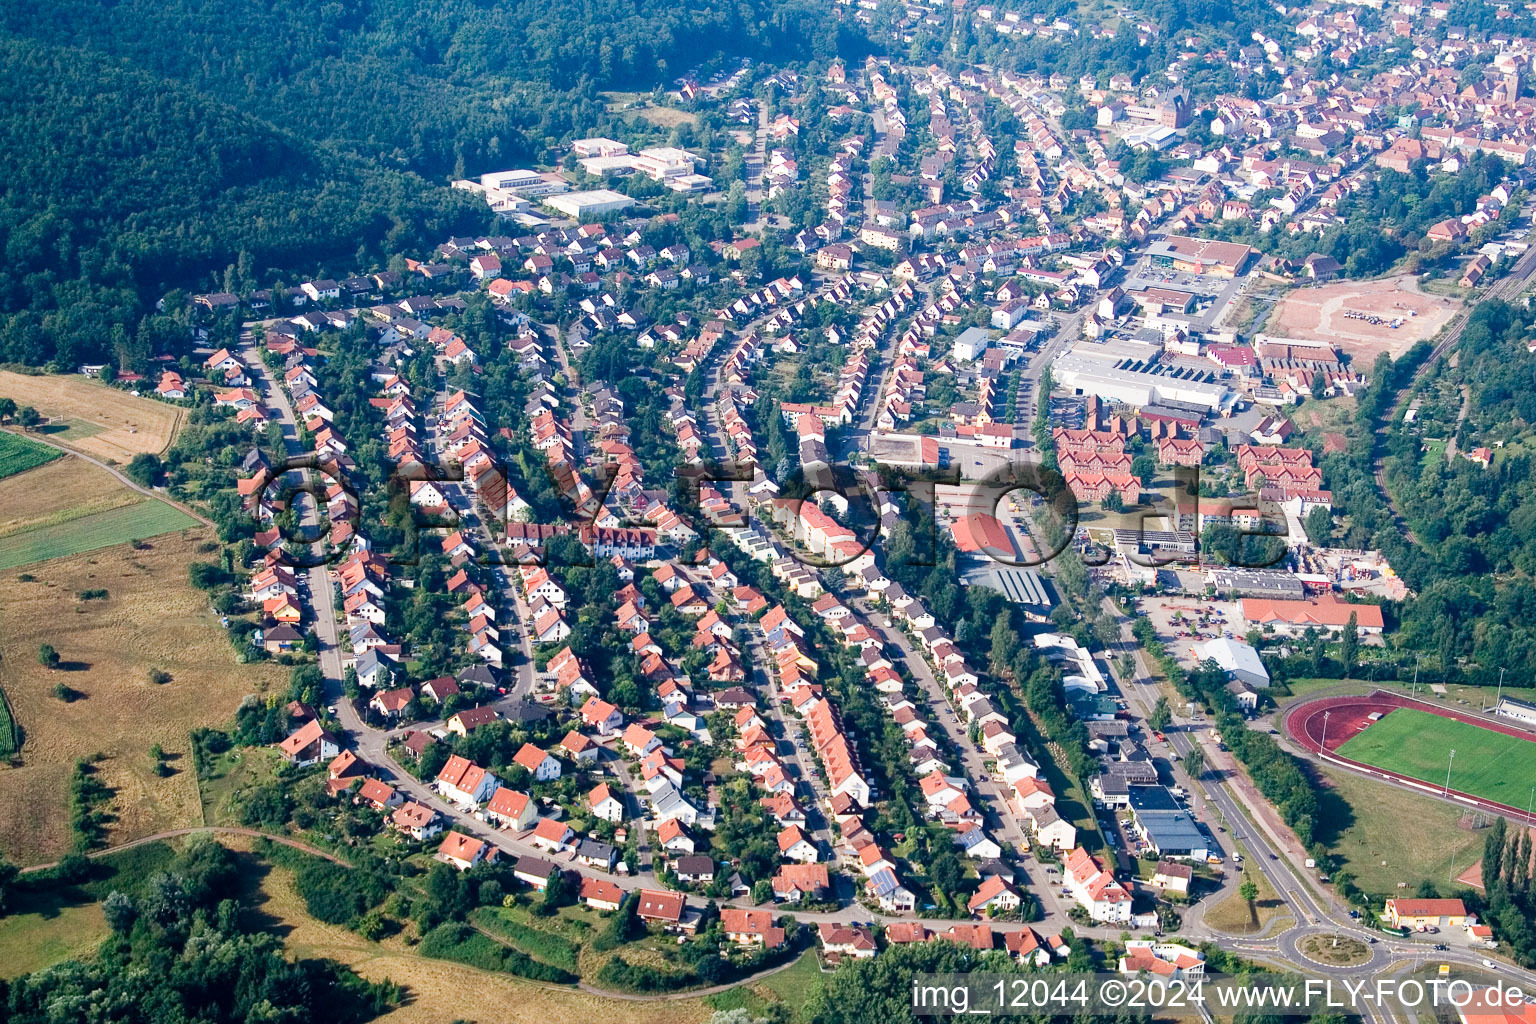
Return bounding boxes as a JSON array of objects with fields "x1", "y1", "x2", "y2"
[
  {"x1": 1207, "y1": 567, "x2": 1306, "y2": 600},
  {"x1": 479, "y1": 169, "x2": 570, "y2": 197},
  {"x1": 1127, "y1": 786, "x2": 1210, "y2": 861},
  {"x1": 631, "y1": 147, "x2": 703, "y2": 181},
  {"x1": 950, "y1": 512, "x2": 1014, "y2": 559},
  {"x1": 1052, "y1": 351, "x2": 1231, "y2": 412},
  {"x1": 1239, "y1": 594, "x2": 1384, "y2": 635},
  {"x1": 1384, "y1": 898, "x2": 1469, "y2": 930},
  {"x1": 1145, "y1": 235, "x2": 1257, "y2": 277},
  {"x1": 571, "y1": 138, "x2": 630, "y2": 158}
]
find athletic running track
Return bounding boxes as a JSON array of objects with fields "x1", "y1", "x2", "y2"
[{"x1": 1283, "y1": 690, "x2": 1536, "y2": 819}]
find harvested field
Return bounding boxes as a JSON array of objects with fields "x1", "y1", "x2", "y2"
[
  {"x1": 0, "y1": 459, "x2": 141, "y2": 539},
  {"x1": 0, "y1": 372, "x2": 183, "y2": 462},
  {"x1": 1270, "y1": 275, "x2": 1460, "y2": 362},
  {"x1": 0, "y1": 531, "x2": 286, "y2": 865}
]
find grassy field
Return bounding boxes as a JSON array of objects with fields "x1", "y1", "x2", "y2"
[
  {"x1": 198, "y1": 744, "x2": 284, "y2": 827},
  {"x1": 1335, "y1": 707, "x2": 1536, "y2": 808},
  {"x1": 598, "y1": 91, "x2": 698, "y2": 127},
  {"x1": 0, "y1": 898, "x2": 107, "y2": 978},
  {"x1": 1203, "y1": 841, "x2": 1289, "y2": 935},
  {"x1": 0, "y1": 532, "x2": 286, "y2": 864},
  {"x1": 0, "y1": 432, "x2": 62, "y2": 480},
  {"x1": 1316, "y1": 765, "x2": 1486, "y2": 894},
  {"x1": 0, "y1": 372, "x2": 183, "y2": 462},
  {"x1": 35, "y1": 418, "x2": 104, "y2": 443},
  {"x1": 705, "y1": 950, "x2": 824, "y2": 1020},
  {"x1": 0, "y1": 500, "x2": 199, "y2": 571}
]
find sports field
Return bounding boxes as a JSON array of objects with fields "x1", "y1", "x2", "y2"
[
  {"x1": 1334, "y1": 707, "x2": 1536, "y2": 807},
  {"x1": 0, "y1": 432, "x2": 62, "y2": 479},
  {"x1": 0, "y1": 500, "x2": 199, "y2": 571}
]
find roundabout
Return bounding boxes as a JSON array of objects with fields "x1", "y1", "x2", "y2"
[
  {"x1": 1297, "y1": 933, "x2": 1375, "y2": 969},
  {"x1": 1279, "y1": 925, "x2": 1390, "y2": 975}
]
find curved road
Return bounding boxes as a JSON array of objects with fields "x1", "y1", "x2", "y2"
[{"x1": 19, "y1": 826, "x2": 348, "y2": 874}]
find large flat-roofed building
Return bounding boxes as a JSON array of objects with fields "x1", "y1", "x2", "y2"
[
  {"x1": 579, "y1": 154, "x2": 639, "y2": 176},
  {"x1": 1146, "y1": 235, "x2": 1257, "y2": 277},
  {"x1": 1052, "y1": 351, "x2": 1231, "y2": 412},
  {"x1": 571, "y1": 138, "x2": 630, "y2": 158},
  {"x1": 631, "y1": 147, "x2": 703, "y2": 181},
  {"x1": 544, "y1": 189, "x2": 636, "y2": 219},
  {"x1": 479, "y1": 169, "x2": 570, "y2": 197},
  {"x1": 1208, "y1": 567, "x2": 1306, "y2": 600}
]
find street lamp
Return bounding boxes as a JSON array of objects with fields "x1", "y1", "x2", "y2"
[
  {"x1": 1527, "y1": 785, "x2": 1534, "y2": 829},
  {"x1": 1444, "y1": 748, "x2": 1456, "y2": 797},
  {"x1": 1322, "y1": 710, "x2": 1330, "y2": 754},
  {"x1": 1496, "y1": 668, "x2": 1505, "y2": 715}
]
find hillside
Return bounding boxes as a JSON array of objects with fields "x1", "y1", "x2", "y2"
[
  {"x1": 0, "y1": 0, "x2": 847, "y2": 178},
  {"x1": 0, "y1": 37, "x2": 484, "y2": 368},
  {"x1": 0, "y1": 0, "x2": 845, "y2": 369}
]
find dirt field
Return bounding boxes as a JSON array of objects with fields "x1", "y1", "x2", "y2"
[
  {"x1": 1270, "y1": 275, "x2": 1460, "y2": 362},
  {"x1": 0, "y1": 460, "x2": 141, "y2": 538},
  {"x1": 250, "y1": 858, "x2": 711, "y2": 1024},
  {"x1": 0, "y1": 531, "x2": 285, "y2": 865},
  {"x1": 0, "y1": 372, "x2": 184, "y2": 462}
]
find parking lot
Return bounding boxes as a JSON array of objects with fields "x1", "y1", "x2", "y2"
[{"x1": 1133, "y1": 594, "x2": 1245, "y2": 668}]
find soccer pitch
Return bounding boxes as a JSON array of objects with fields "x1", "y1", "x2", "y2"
[{"x1": 1334, "y1": 708, "x2": 1536, "y2": 808}]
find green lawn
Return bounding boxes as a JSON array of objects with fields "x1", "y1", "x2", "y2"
[
  {"x1": 0, "y1": 500, "x2": 198, "y2": 570},
  {"x1": 0, "y1": 432, "x2": 62, "y2": 480},
  {"x1": 0, "y1": 687, "x2": 16, "y2": 758},
  {"x1": 0, "y1": 840, "x2": 178, "y2": 978},
  {"x1": 755, "y1": 948, "x2": 824, "y2": 1006},
  {"x1": 1335, "y1": 707, "x2": 1536, "y2": 809},
  {"x1": 706, "y1": 949, "x2": 825, "y2": 1021},
  {"x1": 0, "y1": 899, "x2": 107, "y2": 978},
  {"x1": 1316, "y1": 766, "x2": 1485, "y2": 895},
  {"x1": 34, "y1": 419, "x2": 104, "y2": 442}
]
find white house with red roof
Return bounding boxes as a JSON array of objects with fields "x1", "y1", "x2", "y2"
[
  {"x1": 1064, "y1": 846, "x2": 1132, "y2": 923},
  {"x1": 513, "y1": 743, "x2": 562, "y2": 780},
  {"x1": 484, "y1": 786, "x2": 537, "y2": 830},
  {"x1": 439, "y1": 830, "x2": 497, "y2": 870},
  {"x1": 435, "y1": 755, "x2": 499, "y2": 806}
]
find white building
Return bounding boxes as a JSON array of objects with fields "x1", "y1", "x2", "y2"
[
  {"x1": 1052, "y1": 351, "x2": 1230, "y2": 412},
  {"x1": 479, "y1": 169, "x2": 570, "y2": 197},
  {"x1": 545, "y1": 189, "x2": 636, "y2": 219},
  {"x1": 1200, "y1": 637, "x2": 1270, "y2": 688}
]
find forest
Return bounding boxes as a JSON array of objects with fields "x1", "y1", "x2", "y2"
[
  {"x1": 1333, "y1": 299, "x2": 1536, "y2": 685},
  {"x1": 0, "y1": 39, "x2": 485, "y2": 369},
  {"x1": 0, "y1": 839, "x2": 401, "y2": 1023}
]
